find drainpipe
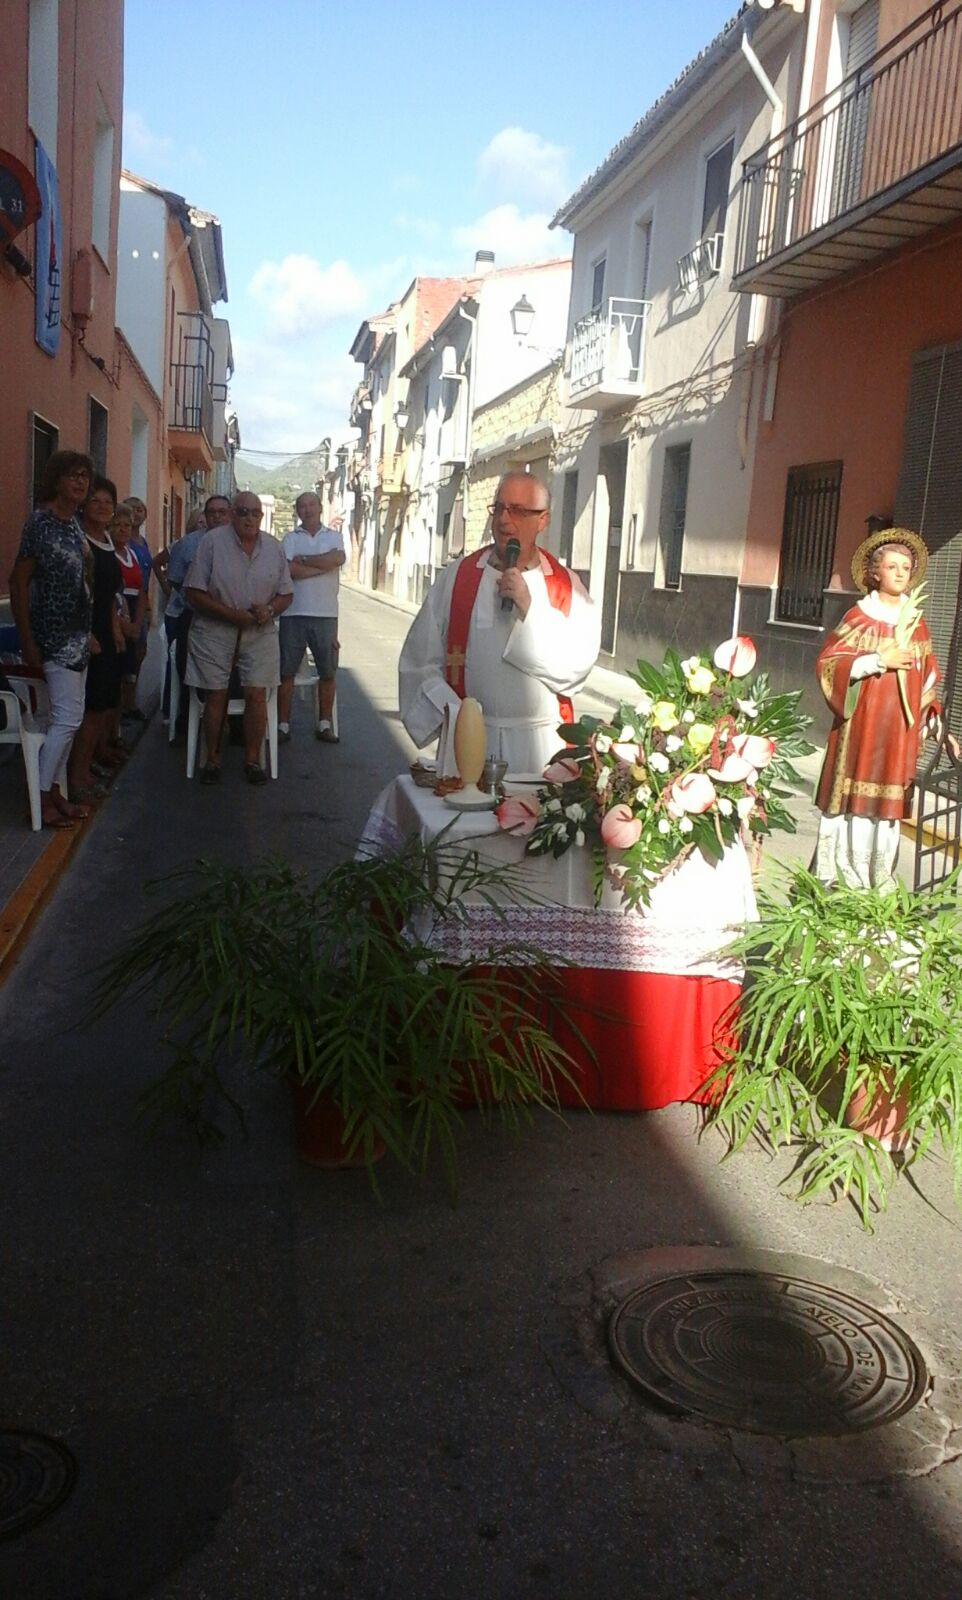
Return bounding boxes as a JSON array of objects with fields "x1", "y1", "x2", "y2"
[
  {"x1": 741, "y1": 24, "x2": 785, "y2": 350},
  {"x1": 457, "y1": 302, "x2": 478, "y2": 546}
]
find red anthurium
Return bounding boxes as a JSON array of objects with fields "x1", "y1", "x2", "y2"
[
  {"x1": 600, "y1": 803, "x2": 643, "y2": 849},
  {"x1": 713, "y1": 636, "x2": 757, "y2": 678}
]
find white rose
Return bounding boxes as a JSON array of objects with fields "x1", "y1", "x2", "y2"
[
  {"x1": 665, "y1": 734, "x2": 683, "y2": 753},
  {"x1": 717, "y1": 796, "x2": 734, "y2": 817},
  {"x1": 595, "y1": 733, "x2": 612, "y2": 754},
  {"x1": 565, "y1": 802, "x2": 586, "y2": 822},
  {"x1": 634, "y1": 693, "x2": 653, "y2": 717},
  {"x1": 679, "y1": 816, "x2": 694, "y2": 834},
  {"x1": 657, "y1": 818, "x2": 671, "y2": 835},
  {"x1": 648, "y1": 751, "x2": 670, "y2": 773},
  {"x1": 547, "y1": 798, "x2": 562, "y2": 812},
  {"x1": 681, "y1": 709, "x2": 696, "y2": 724},
  {"x1": 634, "y1": 785, "x2": 652, "y2": 803},
  {"x1": 595, "y1": 768, "x2": 611, "y2": 793}
]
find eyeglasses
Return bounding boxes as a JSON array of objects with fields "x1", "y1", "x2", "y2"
[
  {"x1": 487, "y1": 501, "x2": 547, "y2": 520},
  {"x1": 235, "y1": 508, "x2": 261, "y2": 518}
]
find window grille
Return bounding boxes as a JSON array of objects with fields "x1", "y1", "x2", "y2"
[
  {"x1": 775, "y1": 461, "x2": 843, "y2": 623},
  {"x1": 658, "y1": 444, "x2": 691, "y2": 591}
]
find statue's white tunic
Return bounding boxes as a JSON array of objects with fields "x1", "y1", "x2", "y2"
[{"x1": 398, "y1": 550, "x2": 601, "y2": 775}]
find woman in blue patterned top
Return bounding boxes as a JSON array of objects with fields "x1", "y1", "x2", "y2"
[{"x1": 9, "y1": 449, "x2": 95, "y2": 827}]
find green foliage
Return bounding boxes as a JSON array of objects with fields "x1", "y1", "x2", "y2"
[
  {"x1": 705, "y1": 865, "x2": 962, "y2": 1228},
  {"x1": 90, "y1": 840, "x2": 585, "y2": 1196}
]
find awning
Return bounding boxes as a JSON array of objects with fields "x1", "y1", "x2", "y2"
[{"x1": 470, "y1": 422, "x2": 554, "y2": 468}]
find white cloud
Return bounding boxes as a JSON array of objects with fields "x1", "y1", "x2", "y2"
[
  {"x1": 123, "y1": 110, "x2": 173, "y2": 163},
  {"x1": 477, "y1": 127, "x2": 570, "y2": 209},
  {"x1": 248, "y1": 254, "x2": 367, "y2": 339},
  {"x1": 453, "y1": 205, "x2": 567, "y2": 267},
  {"x1": 230, "y1": 332, "x2": 358, "y2": 454}
]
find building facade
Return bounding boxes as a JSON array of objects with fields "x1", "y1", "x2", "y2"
[
  {"x1": 734, "y1": 0, "x2": 962, "y2": 733},
  {"x1": 550, "y1": 0, "x2": 806, "y2": 669},
  {"x1": 0, "y1": 0, "x2": 154, "y2": 574},
  {"x1": 117, "y1": 171, "x2": 235, "y2": 546}
]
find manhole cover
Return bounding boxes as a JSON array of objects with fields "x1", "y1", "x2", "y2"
[
  {"x1": 0, "y1": 1430, "x2": 77, "y2": 1541},
  {"x1": 609, "y1": 1270, "x2": 928, "y2": 1437}
]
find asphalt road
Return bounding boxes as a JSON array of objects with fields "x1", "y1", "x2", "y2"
[{"x1": 3, "y1": 589, "x2": 962, "y2": 1599}]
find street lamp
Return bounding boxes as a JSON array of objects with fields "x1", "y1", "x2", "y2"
[
  {"x1": 394, "y1": 402, "x2": 409, "y2": 431},
  {"x1": 510, "y1": 294, "x2": 535, "y2": 340}
]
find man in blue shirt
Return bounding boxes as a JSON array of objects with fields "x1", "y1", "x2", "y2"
[{"x1": 155, "y1": 493, "x2": 232, "y2": 732}]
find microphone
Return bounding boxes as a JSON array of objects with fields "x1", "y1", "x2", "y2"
[{"x1": 501, "y1": 538, "x2": 521, "y2": 612}]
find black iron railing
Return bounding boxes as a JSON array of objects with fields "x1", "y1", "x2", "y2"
[
  {"x1": 169, "y1": 362, "x2": 213, "y2": 443},
  {"x1": 735, "y1": 1, "x2": 962, "y2": 279},
  {"x1": 776, "y1": 461, "x2": 842, "y2": 624}
]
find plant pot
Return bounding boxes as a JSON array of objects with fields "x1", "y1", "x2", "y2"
[
  {"x1": 844, "y1": 1072, "x2": 911, "y2": 1153},
  {"x1": 290, "y1": 1081, "x2": 385, "y2": 1168}
]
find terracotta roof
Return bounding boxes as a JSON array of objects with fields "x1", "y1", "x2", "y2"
[
  {"x1": 412, "y1": 276, "x2": 482, "y2": 349},
  {"x1": 552, "y1": 4, "x2": 756, "y2": 228}
]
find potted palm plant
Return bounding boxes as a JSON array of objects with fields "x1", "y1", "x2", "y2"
[
  {"x1": 91, "y1": 837, "x2": 582, "y2": 1192},
  {"x1": 705, "y1": 865, "x2": 962, "y2": 1228}
]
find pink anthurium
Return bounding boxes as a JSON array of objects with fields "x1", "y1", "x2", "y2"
[
  {"x1": 731, "y1": 732, "x2": 775, "y2": 769},
  {"x1": 707, "y1": 752, "x2": 756, "y2": 784},
  {"x1": 600, "y1": 803, "x2": 643, "y2": 849},
  {"x1": 611, "y1": 741, "x2": 641, "y2": 766},
  {"x1": 670, "y1": 772, "x2": 717, "y2": 813},
  {"x1": 713, "y1": 635, "x2": 757, "y2": 678},
  {"x1": 543, "y1": 756, "x2": 581, "y2": 784},
  {"x1": 495, "y1": 794, "x2": 541, "y2": 836}
]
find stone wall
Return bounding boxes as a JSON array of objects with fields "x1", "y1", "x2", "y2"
[{"x1": 465, "y1": 366, "x2": 561, "y2": 552}]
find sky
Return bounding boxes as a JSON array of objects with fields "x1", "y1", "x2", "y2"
[{"x1": 122, "y1": 0, "x2": 742, "y2": 459}]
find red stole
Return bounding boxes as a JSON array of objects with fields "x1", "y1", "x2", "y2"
[{"x1": 444, "y1": 546, "x2": 574, "y2": 723}]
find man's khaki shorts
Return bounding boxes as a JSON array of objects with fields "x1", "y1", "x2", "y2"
[{"x1": 185, "y1": 617, "x2": 280, "y2": 690}]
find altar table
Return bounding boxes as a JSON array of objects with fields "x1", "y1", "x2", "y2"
[{"x1": 360, "y1": 776, "x2": 757, "y2": 1111}]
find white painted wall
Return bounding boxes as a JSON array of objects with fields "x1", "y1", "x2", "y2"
[
  {"x1": 116, "y1": 185, "x2": 167, "y2": 395},
  {"x1": 474, "y1": 262, "x2": 571, "y2": 409},
  {"x1": 560, "y1": 19, "x2": 802, "y2": 597}
]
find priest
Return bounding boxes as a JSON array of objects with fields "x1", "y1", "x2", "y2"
[{"x1": 398, "y1": 472, "x2": 601, "y2": 775}]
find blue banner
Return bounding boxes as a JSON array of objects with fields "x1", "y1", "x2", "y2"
[{"x1": 34, "y1": 140, "x2": 61, "y2": 356}]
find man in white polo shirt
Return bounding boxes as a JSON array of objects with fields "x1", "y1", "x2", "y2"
[{"x1": 277, "y1": 491, "x2": 345, "y2": 743}]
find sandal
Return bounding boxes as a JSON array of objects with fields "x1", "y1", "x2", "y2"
[
  {"x1": 199, "y1": 763, "x2": 221, "y2": 785},
  {"x1": 244, "y1": 762, "x2": 268, "y2": 786}
]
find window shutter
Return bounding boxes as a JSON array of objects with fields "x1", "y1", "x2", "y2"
[
  {"x1": 894, "y1": 339, "x2": 962, "y2": 739},
  {"x1": 846, "y1": 0, "x2": 880, "y2": 75}
]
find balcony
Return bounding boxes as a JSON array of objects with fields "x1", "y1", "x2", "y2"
[
  {"x1": 678, "y1": 231, "x2": 724, "y2": 292},
  {"x1": 378, "y1": 454, "x2": 405, "y2": 495},
  {"x1": 168, "y1": 362, "x2": 214, "y2": 471},
  {"x1": 733, "y1": 0, "x2": 962, "y2": 296},
  {"x1": 567, "y1": 297, "x2": 651, "y2": 409}
]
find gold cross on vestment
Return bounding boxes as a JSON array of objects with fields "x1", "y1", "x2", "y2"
[{"x1": 445, "y1": 647, "x2": 466, "y2": 672}]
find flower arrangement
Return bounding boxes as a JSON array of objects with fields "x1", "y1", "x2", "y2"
[{"x1": 496, "y1": 636, "x2": 813, "y2": 910}]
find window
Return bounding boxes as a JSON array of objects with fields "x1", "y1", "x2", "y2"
[
  {"x1": 591, "y1": 257, "x2": 606, "y2": 313},
  {"x1": 894, "y1": 340, "x2": 962, "y2": 728},
  {"x1": 88, "y1": 397, "x2": 108, "y2": 475},
  {"x1": 775, "y1": 461, "x2": 843, "y2": 623},
  {"x1": 28, "y1": 0, "x2": 59, "y2": 158},
  {"x1": 658, "y1": 444, "x2": 691, "y2": 590},
  {"x1": 559, "y1": 471, "x2": 578, "y2": 566},
  {"x1": 91, "y1": 92, "x2": 114, "y2": 261},
  {"x1": 31, "y1": 414, "x2": 59, "y2": 506},
  {"x1": 702, "y1": 137, "x2": 735, "y2": 242}
]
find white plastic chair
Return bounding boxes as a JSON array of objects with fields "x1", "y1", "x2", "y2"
[
  {"x1": 167, "y1": 634, "x2": 181, "y2": 743},
  {"x1": 186, "y1": 685, "x2": 278, "y2": 779},
  {"x1": 0, "y1": 687, "x2": 46, "y2": 831},
  {"x1": 293, "y1": 653, "x2": 338, "y2": 737}
]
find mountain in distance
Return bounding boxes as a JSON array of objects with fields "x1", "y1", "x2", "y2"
[{"x1": 234, "y1": 447, "x2": 330, "y2": 497}]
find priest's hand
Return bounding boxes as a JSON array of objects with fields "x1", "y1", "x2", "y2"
[{"x1": 497, "y1": 568, "x2": 530, "y2": 618}]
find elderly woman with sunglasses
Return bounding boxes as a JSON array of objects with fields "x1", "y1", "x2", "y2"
[
  {"x1": 399, "y1": 471, "x2": 600, "y2": 776},
  {"x1": 9, "y1": 449, "x2": 96, "y2": 827}
]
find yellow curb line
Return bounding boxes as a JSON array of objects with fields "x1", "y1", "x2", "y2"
[{"x1": 0, "y1": 807, "x2": 100, "y2": 980}]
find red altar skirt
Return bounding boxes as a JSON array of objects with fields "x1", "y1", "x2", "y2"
[{"x1": 546, "y1": 967, "x2": 739, "y2": 1111}]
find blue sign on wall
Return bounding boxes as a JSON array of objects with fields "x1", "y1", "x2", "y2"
[{"x1": 34, "y1": 141, "x2": 62, "y2": 357}]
